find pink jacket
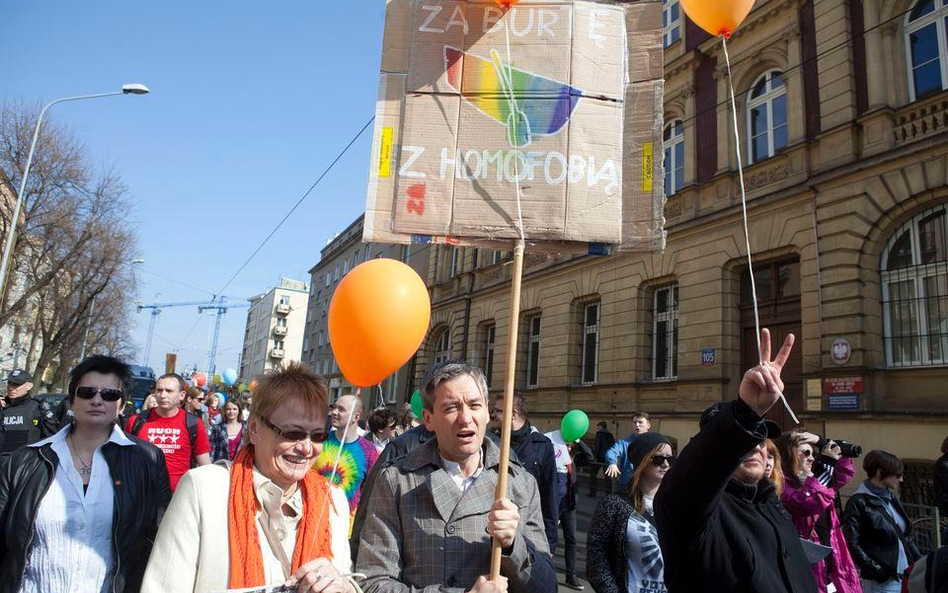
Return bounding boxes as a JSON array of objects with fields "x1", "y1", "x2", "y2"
[{"x1": 781, "y1": 458, "x2": 862, "y2": 593}]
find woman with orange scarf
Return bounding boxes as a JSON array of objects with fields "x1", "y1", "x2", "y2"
[{"x1": 141, "y1": 362, "x2": 353, "y2": 593}]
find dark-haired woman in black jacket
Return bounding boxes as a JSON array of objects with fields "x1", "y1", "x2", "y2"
[
  {"x1": 0, "y1": 356, "x2": 171, "y2": 593},
  {"x1": 586, "y1": 433, "x2": 672, "y2": 593},
  {"x1": 842, "y1": 449, "x2": 921, "y2": 593}
]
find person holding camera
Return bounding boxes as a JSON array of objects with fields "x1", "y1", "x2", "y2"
[
  {"x1": 843, "y1": 450, "x2": 921, "y2": 593},
  {"x1": 777, "y1": 432, "x2": 861, "y2": 593}
]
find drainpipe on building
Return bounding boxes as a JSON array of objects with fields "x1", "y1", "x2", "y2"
[{"x1": 811, "y1": 189, "x2": 824, "y2": 341}]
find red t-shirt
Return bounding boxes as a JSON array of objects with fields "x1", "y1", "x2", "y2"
[{"x1": 125, "y1": 408, "x2": 210, "y2": 491}]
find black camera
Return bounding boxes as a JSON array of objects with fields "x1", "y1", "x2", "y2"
[{"x1": 817, "y1": 437, "x2": 862, "y2": 458}]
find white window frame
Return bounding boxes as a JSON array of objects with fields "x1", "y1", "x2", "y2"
[
  {"x1": 747, "y1": 70, "x2": 788, "y2": 164},
  {"x1": 434, "y1": 329, "x2": 452, "y2": 364},
  {"x1": 881, "y1": 204, "x2": 948, "y2": 367},
  {"x1": 274, "y1": 339, "x2": 285, "y2": 351},
  {"x1": 276, "y1": 316, "x2": 287, "y2": 328},
  {"x1": 663, "y1": 0, "x2": 681, "y2": 47},
  {"x1": 663, "y1": 119, "x2": 685, "y2": 196},
  {"x1": 652, "y1": 284, "x2": 680, "y2": 381},
  {"x1": 905, "y1": 0, "x2": 948, "y2": 101},
  {"x1": 581, "y1": 302, "x2": 600, "y2": 385},
  {"x1": 318, "y1": 330, "x2": 324, "y2": 347},
  {"x1": 526, "y1": 314, "x2": 541, "y2": 388}
]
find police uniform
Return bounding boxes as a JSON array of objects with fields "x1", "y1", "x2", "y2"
[{"x1": 0, "y1": 370, "x2": 54, "y2": 454}]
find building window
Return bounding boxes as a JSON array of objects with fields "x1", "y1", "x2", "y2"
[
  {"x1": 747, "y1": 70, "x2": 788, "y2": 164},
  {"x1": 483, "y1": 324, "x2": 496, "y2": 387},
  {"x1": 906, "y1": 0, "x2": 948, "y2": 100},
  {"x1": 434, "y1": 328, "x2": 452, "y2": 364},
  {"x1": 663, "y1": 120, "x2": 685, "y2": 196},
  {"x1": 450, "y1": 247, "x2": 461, "y2": 278},
  {"x1": 343, "y1": 259, "x2": 350, "y2": 275},
  {"x1": 274, "y1": 340, "x2": 285, "y2": 350},
  {"x1": 279, "y1": 295, "x2": 290, "y2": 306},
  {"x1": 663, "y1": 0, "x2": 680, "y2": 47},
  {"x1": 526, "y1": 314, "x2": 541, "y2": 388},
  {"x1": 881, "y1": 205, "x2": 948, "y2": 367},
  {"x1": 325, "y1": 273, "x2": 331, "y2": 287},
  {"x1": 401, "y1": 244, "x2": 410, "y2": 263},
  {"x1": 352, "y1": 251, "x2": 360, "y2": 269},
  {"x1": 581, "y1": 302, "x2": 600, "y2": 385},
  {"x1": 318, "y1": 330, "x2": 324, "y2": 347},
  {"x1": 652, "y1": 284, "x2": 679, "y2": 380},
  {"x1": 276, "y1": 317, "x2": 287, "y2": 328},
  {"x1": 364, "y1": 245, "x2": 371, "y2": 262},
  {"x1": 333, "y1": 265, "x2": 341, "y2": 282}
]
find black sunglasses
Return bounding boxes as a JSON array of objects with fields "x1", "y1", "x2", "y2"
[
  {"x1": 261, "y1": 416, "x2": 329, "y2": 443},
  {"x1": 75, "y1": 386, "x2": 124, "y2": 402},
  {"x1": 801, "y1": 449, "x2": 814, "y2": 458},
  {"x1": 651, "y1": 454, "x2": 677, "y2": 467}
]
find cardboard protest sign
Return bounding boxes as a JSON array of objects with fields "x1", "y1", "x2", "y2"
[{"x1": 364, "y1": 0, "x2": 665, "y2": 253}]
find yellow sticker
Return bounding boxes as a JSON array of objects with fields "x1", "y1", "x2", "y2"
[
  {"x1": 378, "y1": 127, "x2": 394, "y2": 178},
  {"x1": 642, "y1": 142, "x2": 653, "y2": 192}
]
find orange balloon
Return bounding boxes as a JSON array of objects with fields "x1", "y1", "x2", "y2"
[
  {"x1": 249, "y1": 379, "x2": 258, "y2": 392},
  {"x1": 679, "y1": 0, "x2": 755, "y2": 37},
  {"x1": 328, "y1": 258, "x2": 431, "y2": 388}
]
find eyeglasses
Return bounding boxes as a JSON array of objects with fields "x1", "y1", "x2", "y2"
[
  {"x1": 651, "y1": 454, "x2": 676, "y2": 467},
  {"x1": 261, "y1": 416, "x2": 329, "y2": 443},
  {"x1": 801, "y1": 450, "x2": 814, "y2": 458},
  {"x1": 75, "y1": 386, "x2": 124, "y2": 402}
]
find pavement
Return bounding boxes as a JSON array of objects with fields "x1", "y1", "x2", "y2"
[{"x1": 553, "y1": 469, "x2": 615, "y2": 592}]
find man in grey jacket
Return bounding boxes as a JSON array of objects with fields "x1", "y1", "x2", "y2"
[{"x1": 357, "y1": 360, "x2": 556, "y2": 593}]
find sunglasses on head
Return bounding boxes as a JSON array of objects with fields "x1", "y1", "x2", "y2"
[
  {"x1": 261, "y1": 416, "x2": 329, "y2": 443},
  {"x1": 75, "y1": 386, "x2": 124, "y2": 402},
  {"x1": 651, "y1": 454, "x2": 676, "y2": 467}
]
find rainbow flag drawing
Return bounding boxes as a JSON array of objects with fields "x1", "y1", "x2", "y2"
[{"x1": 444, "y1": 46, "x2": 583, "y2": 148}]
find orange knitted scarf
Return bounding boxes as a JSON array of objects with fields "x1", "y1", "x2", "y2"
[{"x1": 227, "y1": 446, "x2": 334, "y2": 587}]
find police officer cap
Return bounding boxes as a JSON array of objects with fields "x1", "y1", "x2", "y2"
[{"x1": 7, "y1": 369, "x2": 32, "y2": 385}]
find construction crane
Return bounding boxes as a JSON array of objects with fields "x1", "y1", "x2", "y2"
[{"x1": 137, "y1": 297, "x2": 249, "y2": 374}]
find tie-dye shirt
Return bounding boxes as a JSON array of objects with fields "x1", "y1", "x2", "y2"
[{"x1": 312, "y1": 432, "x2": 379, "y2": 517}]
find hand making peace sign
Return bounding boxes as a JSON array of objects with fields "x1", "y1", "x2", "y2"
[{"x1": 738, "y1": 328, "x2": 795, "y2": 417}]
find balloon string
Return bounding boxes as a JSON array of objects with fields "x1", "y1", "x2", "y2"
[
  {"x1": 313, "y1": 417, "x2": 351, "y2": 544},
  {"x1": 721, "y1": 35, "x2": 799, "y2": 425},
  {"x1": 491, "y1": 17, "x2": 526, "y2": 243}
]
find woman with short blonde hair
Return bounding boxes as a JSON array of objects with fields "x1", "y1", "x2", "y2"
[{"x1": 142, "y1": 362, "x2": 354, "y2": 593}]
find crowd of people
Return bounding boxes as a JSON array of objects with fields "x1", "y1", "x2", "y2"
[{"x1": 0, "y1": 326, "x2": 944, "y2": 593}]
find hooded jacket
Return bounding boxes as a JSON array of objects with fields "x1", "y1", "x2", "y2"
[{"x1": 655, "y1": 399, "x2": 817, "y2": 593}]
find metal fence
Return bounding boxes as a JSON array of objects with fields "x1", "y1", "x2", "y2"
[{"x1": 904, "y1": 502, "x2": 945, "y2": 553}]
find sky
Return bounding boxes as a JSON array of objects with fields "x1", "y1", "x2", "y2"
[{"x1": 4, "y1": 2, "x2": 388, "y2": 374}]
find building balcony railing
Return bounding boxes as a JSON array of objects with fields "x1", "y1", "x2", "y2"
[
  {"x1": 895, "y1": 91, "x2": 948, "y2": 145},
  {"x1": 276, "y1": 303, "x2": 291, "y2": 315},
  {"x1": 273, "y1": 325, "x2": 287, "y2": 336},
  {"x1": 270, "y1": 348, "x2": 285, "y2": 359}
]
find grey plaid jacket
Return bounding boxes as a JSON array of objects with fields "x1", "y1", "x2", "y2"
[{"x1": 356, "y1": 437, "x2": 557, "y2": 593}]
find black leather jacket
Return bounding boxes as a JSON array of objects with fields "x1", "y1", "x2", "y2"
[
  {"x1": 842, "y1": 489, "x2": 922, "y2": 583},
  {"x1": 0, "y1": 434, "x2": 171, "y2": 593}
]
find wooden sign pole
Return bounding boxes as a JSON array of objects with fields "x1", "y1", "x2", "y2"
[{"x1": 489, "y1": 238, "x2": 526, "y2": 579}]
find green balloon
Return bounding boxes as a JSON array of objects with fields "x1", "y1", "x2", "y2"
[
  {"x1": 238, "y1": 383, "x2": 249, "y2": 393},
  {"x1": 213, "y1": 373, "x2": 222, "y2": 385},
  {"x1": 410, "y1": 390, "x2": 423, "y2": 418},
  {"x1": 561, "y1": 409, "x2": 590, "y2": 442}
]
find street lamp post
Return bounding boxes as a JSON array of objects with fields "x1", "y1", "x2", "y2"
[{"x1": 0, "y1": 83, "x2": 150, "y2": 302}]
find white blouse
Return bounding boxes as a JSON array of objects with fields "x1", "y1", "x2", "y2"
[{"x1": 20, "y1": 425, "x2": 134, "y2": 593}]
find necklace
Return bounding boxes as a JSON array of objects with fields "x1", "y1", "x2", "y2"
[{"x1": 68, "y1": 434, "x2": 94, "y2": 481}]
